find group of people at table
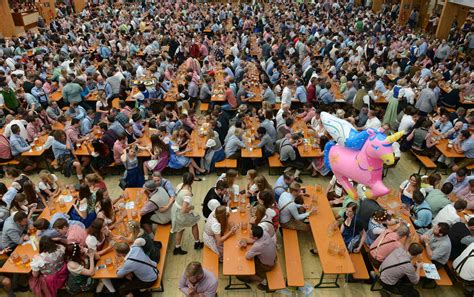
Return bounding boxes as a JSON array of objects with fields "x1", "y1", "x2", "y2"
[{"x1": 0, "y1": 0, "x2": 471, "y2": 296}]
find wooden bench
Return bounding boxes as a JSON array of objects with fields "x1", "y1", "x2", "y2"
[
  {"x1": 466, "y1": 164, "x2": 474, "y2": 171},
  {"x1": 0, "y1": 160, "x2": 19, "y2": 166},
  {"x1": 199, "y1": 103, "x2": 209, "y2": 112},
  {"x1": 151, "y1": 224, "x2": 172, "y2": 292},
  {"x1": 215, "y1": 159, "x2": 237, "y2": 169},
  {"x1": 350, "y1": 253, "x2": 370, "y2": 280},
  {"x1": 202, "y1": 246, "x2": 219, "y2": 279},
  {"x1": 268, "y1": 154, "x2": 283, "y2": 175},
  {"x1": 411, "y1": 150, "x2": 437, "y2": 175},
  {"x1": 266, "y1": 257, "x2": 286, "y2": 291},
  {"x1": 282, "y1": 228, "x2": 305, "y2": 287}
]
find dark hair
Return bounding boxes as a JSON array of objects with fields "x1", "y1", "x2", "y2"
[
  {"x1": 98, "y1": 198, "x2": 114, "y2": 220},
  {"x1": 65, "y1": 242, "x2": 83, "y2": 264},
  {"x1": 11, "y1": 124, "x2": 20, "y2": 134},
  {"x1": 346, "y1": 202, "x2": 358, "y2": 213},
  {"x1": 0, "y1": 183, "x2": 7, "y2": 195},
  {"x1": 257, "y1": 190, "x2": 275, "y2": 208},
  {"x1": 33, "y1": 218, "x2": 50, "y2": 230},
  {"x1": 437, "y1": 222, "x2": 450, "y2": 236},
  {"x1": 39, "y1": 236, "x2": 59, "y2": 254},
  {"x1": 79, "y1": 184, "x2": 92, "y2": 200},
  {"x1": 257, "y1": 127, "x2": 266, "y2": 135},
  {"x1": 115, "y1": 242, "x2": 130, "y2": 256},
  {"x1": 408, "y1": 242, "x2": 423, "y2": 256},
  {"x1": 454, "y1": 199, "x2": 468, "y2": 211},
  {"x1": 251, "y1": 225, "x2": 264, "y2": 239},
  {"x1": 412, "y1": 190, "x2": 425, "y2": 205},
  {"x1": 457, "y1": 168, "x2": 467, "y2": 177},
  {"x1": 22, "y1": 181, "x2": 37, "y2": 205},
  {"x1": 95, "y1": 188, "x2": 107, "y2": 207},
  {"x1": 52, "y1": 218, "x2": 69, "y2": 230},
  {"x1": 88, "y1": 218, "x2": 105, "y2": 242},
  {"x1": 182, "y1": 172, "x2": 194, "y2": 186},
  {"x1": 215, "y1": 180, "x2": 229, "y2": 191},
  {"x1": 441, "y1": 182, "x2": 454, "y2": 194},
  {"x1": 468, "y1": 218, "x2": 474, "y2": 227},
  {"x1": 5, "y1": 167, "x2": 21, "y2": 178},
  {"x1": 13, "y1": 211, "x2": 27, "y2": 222}
]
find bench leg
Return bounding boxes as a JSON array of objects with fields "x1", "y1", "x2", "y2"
[
  {"x1": 224, "y1": 276, "x2": 251, "y2": 290},
  {"x1": 151, "y1": 279, "x2": 164, "y2": 292},
  {"x1": 421, "y1": 278, "x2": 437, "y2": 289},
  {"x1": 314, "y1": 272, "x2": 340, "y2": 288},
  {"x1": 370, "y1": 275, "x2": 382, "y2": 291}
]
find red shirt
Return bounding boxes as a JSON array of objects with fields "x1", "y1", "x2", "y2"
[
  {"x1": 307, "y1": 83, "x2": 316, "y2": 103},
  {"x1": 225, "y1": 88, "x2": 237, "y2": 108}
]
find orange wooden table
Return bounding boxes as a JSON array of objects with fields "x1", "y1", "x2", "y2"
[
  {"x1": 85, "y1": 91, "x2": 99, "y2": 102},
  {"x1": 22, "y1": 134, "x2": 49, "y2": 157},
  {"x1": 435, "y1": 139, "x2": 465, "y2": 159},
  {"x1": 184, "y1": 129, "x2": 206, "y2": 158},
  {"x1": 0, "y1": 243, "x2": 36, "y2": 273},
  {"x1": 49, "y1": 89, "x2": 63, "y2": 102},
  {"x1": 304, "y1": 186, "x2": 355, "y2": 288},
  {"x1": 223, "y1": 209, "x2": 255, "y2": 289}
]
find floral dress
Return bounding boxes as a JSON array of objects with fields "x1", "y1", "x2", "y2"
[
  {"x1": 30, "y1": 245, "x2": 66, "y2": 275},
  {"x1": 203, "y1": 210, "x2": 222, "y2": 256}
]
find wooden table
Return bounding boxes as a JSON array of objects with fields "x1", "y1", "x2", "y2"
[
  {"x1": 93, "y1": 188, "x2": 144, "y2": 279},
  {"x1": 304, "y1": 186, "x2": 355, "y2": 288},
  {"x1": 435, "y1": 139, "x2": 465, "y2": 159},
  {"x1": 22, "y1": 134, "x2": 49, "y2": 157},
  {"x1": 184, "y1": 129, "x2": 206, "y2": 158},
  {"x1": 49, "y1": 89, "x2": 63, "y2": 102},
  {"x1": 222, "y1": 209, "x2": 255, "y2": 290},
  {"x1": 241, "y1": 118, "x2": 262, "y2": 158}
]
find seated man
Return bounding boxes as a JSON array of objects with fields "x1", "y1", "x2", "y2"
[
  {"x1": 178, "y1": 261, "x2": 218, "y2": 296},
  {"x1": 115, "y1": 241, "x2": 158, "y2": 296},
  {"x1": 426, "y1": 182, "x2": 454, "y2": 217},
  {"x1": 457, "y1": 179, "x2": 474, "y2": 210},
  {"x1": 238, "y1": 226, "x2": 276, "y2": 291},
  {"x1": 369, "y1": 224, "x2": 410, "y2": 268},
  {"x1": 379, "y1": 243, "x2": 423, "y2": 297},
  {"x1": 453, "y1": 130, "x2": 474, "y2": 171},
  {"x1": 202, "y1": 180, "x2": 229, "y2": 219},
  {"x1": 277, "y1": 133, "x2": 305, "y2": 183},
  {"x1": 420, "y1": 222, "x2": 452, "y2": 268},
  {"x1": 140, "y1": 180, "x2": 174, "y2": 234},
  {"x1": 273, "y1": 173, "x2": 294, "y2": 202},
  {"x1": 433, "y1": 199, "x2": 468, "y2": 226},
  {"x1": 452, "y1": 242, "x2": 474, "y2": 297},
  {"x1": 444, "y1": 168, "x2": 473, "y2": 196},
  {"x1": 448, "y1": 218, "x2": 474, "y2": 260},
  {"x1": 278, "y1": 182, "x2": 316, "y2": 231},
  {"x1": 0, "y1": 211, "x2": 29, "y2": 249}
]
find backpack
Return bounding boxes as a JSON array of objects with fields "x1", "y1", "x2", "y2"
[{"x1": 0, "y1": 135, "x2": 12, "y2": 160}]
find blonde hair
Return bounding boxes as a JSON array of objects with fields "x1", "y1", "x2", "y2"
[
  {"x1": 85, "y1": 173, "x2": 103, "y2": 184},
  {"x1": 246, "y1": 169, "x2": 257, "y2": 180},
  {"x1": 254, "y1": 176, "x2": 272, "y2": 192},
  {"x1": 39, "y1": 170, "x2": 55, "y2": 185},
  {"x1": 127, "y1": 220, "x2": 141, "y2": 240}
]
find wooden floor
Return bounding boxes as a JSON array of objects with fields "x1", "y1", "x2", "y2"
[{"x1": 0, "y1": 151, "x2": 466, "y2": 296}]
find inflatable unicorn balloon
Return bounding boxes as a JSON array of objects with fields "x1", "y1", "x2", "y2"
[{"x1": 321, "y1": 112, "x2": 404, "y2": 199}]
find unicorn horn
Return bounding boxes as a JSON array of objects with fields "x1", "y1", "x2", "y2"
[{"x1": 386, "y1": 131, "x2": 404, "y2": 143}]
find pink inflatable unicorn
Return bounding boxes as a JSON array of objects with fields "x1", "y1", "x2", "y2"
[{"x1": 326, "y1": 129, "x2": 404, "y2": 199}]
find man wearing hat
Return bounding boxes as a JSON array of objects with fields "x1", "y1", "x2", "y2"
[{"x1": 140, "y1": 180, "x2": 174, "y2": 235}]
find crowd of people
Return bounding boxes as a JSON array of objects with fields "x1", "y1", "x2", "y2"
[{"x1": 0, "y1": 0, "x2": 471, "y2": 296}]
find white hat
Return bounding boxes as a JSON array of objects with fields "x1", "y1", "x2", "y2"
[
  {"x1": 205, "y1": 139, "x2": 216, "y2": 148},
  {"x1": 207, "y1": 199, "x2": 221, "y2": 213}
]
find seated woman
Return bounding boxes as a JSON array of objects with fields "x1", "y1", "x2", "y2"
[
  {"x1": 203, "y1": 206, "x2": 238, "y2": 261},
  {"x1": 37, "y1": 170, "x2": 61, "y2": 199},
  {"x1": 168, "y1": 132, "x2": 206, "y2": 181},
  {"x1": 341, "y1": 202, "x2": 366, "y2": 253},
  {"x1": 95, "y1": 197, "x2": 116, "y2": 227},
  {"x1": 29, "y1": 236, "x2": 68, "y2": 297},
  {"x1": 250, "y1": 204, "x2": 277, "y2": 244},
  {"x1": 70, "y1": 184, "x2": 97, "y2": 228},
  {"x1": 365, "y1": 210, "x2": 390, "y2": 246},
  {"x1": 90, "y1": 139, "x2": 113, "y2": 175},
  {"x1": 399, "y1": 173, "x2": 421, "y2": 207},
  {"x1": 84, "y1": 173, "x2": 108, "y2": 193},
  {"x1": 124, "y1": 220, "x2": 161, "y2": 263},
  {"x1": 120, "y1": 143, "x2": 145, "y2": 188},
  {"x1": 85, "y1": 218, "x2": 113, "y2": 258},
  {"x1": 143, "y1": 134, "x2": 170, "y2": 177},
  {"x1": 10, "y1": 193, "x2": 40, "y2": 219},
  {"x1": 65, "y1": 242, "x2": 97, "y2": 295},
  {"x1": 202, "y1": 129, "x2": 225, "y2": 173}
]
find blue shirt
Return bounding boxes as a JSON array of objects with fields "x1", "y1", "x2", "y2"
[
  {"x1": 375, "y1": 79, "x2": 387, "y2": 93},
  {"x1": 444, "y1": 173, "x2": 474, "y2": 195},
  {"x1": 52, "y1": 140, "x2": 70, "y2": 159},
  {"x1": 160, "y1": 178, "x2": 176, "y2": 197},
  {"x1": 9, "y1": 134, "x2": 30, "y2": 157},
  {"x1": 461, "y1": 137, "x2": 474, "y2": 158},
  {"x1": 435, "y1": 120, "x2": 453, "y2": 134},
  {"x1": 2, "y1": 187, "x2": 17, "y2": 208},
  {"x1": 117, "y1": 245, "x2": 157, "y2": 282},
  {"x1": 273, "y1": 175, "x2": 289, "y2": 202},
  {"x1": 295, "y1": 86, "x2": 307, "y2": 103},
  {"x1": 80, "y1": 116, "x2": 93, "y2": 136},
  {"x1": 412, "y1": 200, "x2": 432, "y2": 228}
]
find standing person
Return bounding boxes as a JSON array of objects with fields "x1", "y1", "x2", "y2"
[
  {"x1": 379, "y1": 243, "x2": 424, "y2": 297},
  {"x1": 170, "y1": 173, "x2": 203, "y2": 255},
  {"x1": 178, "y1": 261, "x2": 218, "y2": 296},
  {"x1": 120, "y1": 143, "x2": 145, "y2": 188},
  {"x1": 415, "y1": 81, "x2": 437, "y2": 116},
  {"x1": 114, "y1": 241, "x2": 158, "y2": 296},
  {"x1": 139, "y1": 180, "x2": 173, "y2": 234},
  {"x1": 237, "y1": 226, "x2": 277, "y2": 291}
]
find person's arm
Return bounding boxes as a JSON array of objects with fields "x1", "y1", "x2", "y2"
[
  {"x1": 79, "y1": 251, "x2": 96, "y2": 276},
  {"x1": 180, "y1": 200, "x2": 193, "y2": 214},
  {"x1": 11, "y1": 138, "x2": 31, "y2": 153},
  {"x1": 116, "y1": 259, "x2": 134, "y2": 278},
  {"x1": 354, "y1": 230, "x2": 366, "y2": 253},
  {"x1": 163, "y1": 181, "x2": 176, "y2": 197},
  {"x1": 288, "y1": 203, "x2": 312, "y2": 221},
  {"x1": 7, "y1": 226, "x2": 26, "y2": 245},
  {"x1": 139, "y1": 201, "x2": 158, "y2": 216},
  {"x1": 406, "y1": 130, "x2": 415, "y2": 141}
]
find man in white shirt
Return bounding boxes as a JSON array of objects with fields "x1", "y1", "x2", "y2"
[
  {"x1": 3, "y1": 115, "x2": 27, "y2": 140},
  {"x1": 281, "y1": 79, "x2": 294, "y2": 108},
  {"x1": 361, "y1": 110, "x2": 381, "y2": 130},
  {"x1": 277, "y1": 182, "x2": 316, "y2": 231},
  {"x1": 452, "y1": 242, "x2": 474, "y2": 291},
  {"x1": 433, "y1": 200, "x2": 468, "y2": 226}
]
